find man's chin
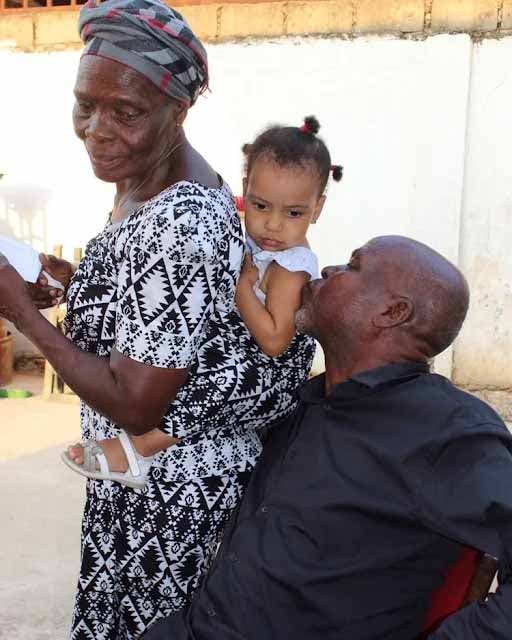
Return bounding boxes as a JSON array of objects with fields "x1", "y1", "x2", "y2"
[{"x1": 295, "y1": 307, "x2": 313, "y2": 335}]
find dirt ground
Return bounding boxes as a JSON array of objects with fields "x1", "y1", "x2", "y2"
[{"x1": 0, "y1": 372, "x2": 83, "y2": 640}]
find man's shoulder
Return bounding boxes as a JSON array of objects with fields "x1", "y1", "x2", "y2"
[{"x1": 421, "y1": 372, "x2": 508, "y2": 436}]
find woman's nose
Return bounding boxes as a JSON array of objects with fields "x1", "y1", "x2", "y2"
[{"x1": 85, "y1": 110, "x2": 113, "y2": 141}]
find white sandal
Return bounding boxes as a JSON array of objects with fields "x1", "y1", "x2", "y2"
[{"x1": 61, "y1": 430, "x2": 153, "y2": 489}]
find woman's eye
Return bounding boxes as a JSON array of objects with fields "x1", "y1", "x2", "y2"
[
  {"x1": 116, "y1": 110, "x2": 141, "y2": 122},
  {"x1": 76, "y1": 101, "x2": 93, "y2": 115}
]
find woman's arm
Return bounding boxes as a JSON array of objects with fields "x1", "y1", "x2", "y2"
[
  {"x1": 236, "y1": 258, "x2": 309, "y2": 357},
  {"x1": 0, "y1": 256, "x2": 187, "y2": 436}
]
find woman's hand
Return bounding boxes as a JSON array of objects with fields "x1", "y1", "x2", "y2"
[
  {"x1": 0, "y1": 252, "x2": 36, "y2": 329},
  {"x1": 28, "y1": 254, "x2": 75, "y2": 309},
  {"x1": 40, "y1": 254, "x2": 75, "y2": 289},
  {"x1": 239, "y1": 254, "x2": 259, "y2": 287}
]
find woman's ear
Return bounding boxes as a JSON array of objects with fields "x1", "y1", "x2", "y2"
[
  {"x1": 373, "y1": 296, "x2": 413, "y2": 328},
  {"x1": 177, "y1": 107, "x2": 188, "y2": 128},
  {"x1": 312, "y1": 195, "x2": 326, "y2": 224},
  {"x1": 171, "y1": 101, "x2": 188, "y2": 129}
]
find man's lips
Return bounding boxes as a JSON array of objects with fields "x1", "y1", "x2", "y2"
[
  {"x1": 301, "y1": 277, "x2": 321, "y2": 302},
  {"x1": 301, "y1": 279, "x2": 314, "y2": 303}
]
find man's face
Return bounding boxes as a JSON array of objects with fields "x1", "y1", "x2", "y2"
[{"x1": 296, "y1": 243, "x2": 379, "y2": 342}]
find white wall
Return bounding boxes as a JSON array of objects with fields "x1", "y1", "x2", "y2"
[
  {"x1": 0, "y1": 34, "x2": 510, "y2": 387},
  {"x1": 454, "y1": 38, "x2": 512, "y2": 388}
]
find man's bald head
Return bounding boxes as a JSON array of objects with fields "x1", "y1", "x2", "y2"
[
  {"x1": 297, "y1": 235, "x2": 469, "y2": 361},
  {"x1": 364, "y1": 236, "x2": 469, "y2": 357}
]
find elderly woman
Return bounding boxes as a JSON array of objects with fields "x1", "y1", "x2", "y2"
[{"x1": 0, "y1": 0, "x2": 314, "y2": 637}]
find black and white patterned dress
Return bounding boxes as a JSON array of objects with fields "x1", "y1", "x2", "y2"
[{"x1": 64, "y1": 181, "x2": 315, "y2": 640}]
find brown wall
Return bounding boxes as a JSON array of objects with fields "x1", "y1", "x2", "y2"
[{"x1": 0, "y1": 0, "x2": 511, "y2": 51}]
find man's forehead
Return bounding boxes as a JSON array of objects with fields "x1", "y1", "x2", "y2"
[
  {"x1": 359, "y1": 238, "x2": 396, "y2": 258},
  {"x1": 351, "y1": 241, "x2": 394, "y2": 271},
  {"x1": 351, "y1": 243, "x2": 373, "y2": 258}
]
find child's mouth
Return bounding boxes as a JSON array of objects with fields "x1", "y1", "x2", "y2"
[{"x1": 261, "y1": 238, "x2": 284, "y2": 250}]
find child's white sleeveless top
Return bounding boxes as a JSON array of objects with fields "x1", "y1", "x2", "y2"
[{"x1": 246, "y1": 235, "x2": 319, "y2": 304}]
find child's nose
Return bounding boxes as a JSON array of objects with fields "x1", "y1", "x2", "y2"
[{"x1": 265, "y1": 212, "x2": 282, "y2": 231}]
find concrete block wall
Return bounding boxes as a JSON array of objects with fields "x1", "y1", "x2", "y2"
[
  {"x1": 430, "y1": 0, "x2": 500, "y2": 32},
  {"x1": 502, "y1": 0, "x2": 512, "y2": 28},
  {"x1": 1, "y1": 0, "x2": 512, "y2": 50}
]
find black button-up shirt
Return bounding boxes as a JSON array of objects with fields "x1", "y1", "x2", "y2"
[{"x1": 146, "y1": 362, "x2": 512, "y2": 640}]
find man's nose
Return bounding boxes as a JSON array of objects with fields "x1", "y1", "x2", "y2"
[{"x1": 321, "y1": 265, "x2": 344, "y2": 279}]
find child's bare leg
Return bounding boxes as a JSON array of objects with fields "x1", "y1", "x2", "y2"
[
  {"x1": 131, "y1": 430, "x2": 178, "y2": 456},
  {"x1": 67, "y1": 429, "x2": 178, "y2": 472}
]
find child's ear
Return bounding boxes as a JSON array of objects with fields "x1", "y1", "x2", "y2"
[{"x1": 312, "y1": 195, "x2": 326, "y2": 224}]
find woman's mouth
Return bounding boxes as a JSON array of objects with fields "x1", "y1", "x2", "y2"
[{"x1": 88, "y1": 153, "x2": 122, "y2": 171}]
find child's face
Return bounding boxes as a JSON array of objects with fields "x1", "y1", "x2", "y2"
[{"x1": 243, "y1": 156, "x2": 325, "y2": 252}]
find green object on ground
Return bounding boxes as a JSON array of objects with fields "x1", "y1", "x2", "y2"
[{"x1": 0, "y1": 389, "x2": 33, "y2": 399}]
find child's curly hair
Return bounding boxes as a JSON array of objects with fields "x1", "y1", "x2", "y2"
[{"x1": 242, "y1": 116, "x2": 342, "y2": 195}]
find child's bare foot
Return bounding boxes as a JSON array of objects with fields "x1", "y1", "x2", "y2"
[
  {"x1": 66, "y1": 428, "x2": 179, "y2": 471},
  {"x1": 67, "y1": 438, "x2": 129, "y2": 473}
]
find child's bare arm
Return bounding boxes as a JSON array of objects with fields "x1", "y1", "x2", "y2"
[{"x1": 236, "y1": 258, "x2": 309, "y2": 357}]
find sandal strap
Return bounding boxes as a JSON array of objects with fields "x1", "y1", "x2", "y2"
[
  {"x1": 83, "y1": 440, "x2": 108, "y2": 474},
  {"x1": 118, "y1": 430, "x2": 141, "y2": 479}
]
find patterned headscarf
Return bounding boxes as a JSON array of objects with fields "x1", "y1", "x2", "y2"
[{"x1": 79, "y1": 0, "x2": 208, "y2": 106}]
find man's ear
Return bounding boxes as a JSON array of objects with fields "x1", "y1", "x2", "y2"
[
  {"x1": 373, "y1": 296, "x2": 413, "y2": 328},
  {"x1": 312, "y1": 195, "x2": 326, "y2": 224}
]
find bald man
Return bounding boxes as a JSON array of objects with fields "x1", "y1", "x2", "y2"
[{"x1": 146, "y1": 236, "x2": 512, "y2": 640}]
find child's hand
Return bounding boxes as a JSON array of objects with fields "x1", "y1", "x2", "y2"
[{"x1": 240, "y1": 254, "x2": 259, "y2": 287}]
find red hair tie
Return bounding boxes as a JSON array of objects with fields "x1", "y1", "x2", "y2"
[
  {"x1": 330, "y1": 165, "x2": 343, "y2": 181},
  {"x1": 300, "y1": 116, "x2": 319, "y2": 135},
  {"x1": 235, "y1": 196, "x2": 245, "y2": 212}
]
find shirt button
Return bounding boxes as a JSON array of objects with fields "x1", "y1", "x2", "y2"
[
  {"x1": 260, "y1": 505, "x2": 268, "y2": 514},
  {"x1": 207, "y1": 607, "x2": 216, "y2": 617}
]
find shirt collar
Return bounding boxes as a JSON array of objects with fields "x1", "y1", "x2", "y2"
[
  {"x1": 246, "y1": 235, "x2": 260, "y2": 255},
  {"x1": 300, "y1": 361, "x2": 430, "y2": 404}
]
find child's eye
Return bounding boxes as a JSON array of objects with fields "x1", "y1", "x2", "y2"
[
  {"x1": 252, "y1": 201, "x2": 267, "y2": 211},
  {"x1": 288, "y1": 210, "x2": 303, "y2": 218}
]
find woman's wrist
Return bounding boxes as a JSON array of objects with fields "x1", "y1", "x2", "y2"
[{"x1": 15, "y1": 300, "x2": 46, "y2": 335}]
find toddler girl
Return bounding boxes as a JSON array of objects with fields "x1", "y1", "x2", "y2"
[
  {"x1": 62, "y1": 115, "x2": 341, "y2": 487},
  {"x1": 236, "y1": 116, "x2": 342, "y2": 357}
]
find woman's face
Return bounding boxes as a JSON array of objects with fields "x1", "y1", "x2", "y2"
[{"x1": 73, "y1": 56, "x2": 184, "y2": 183}]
